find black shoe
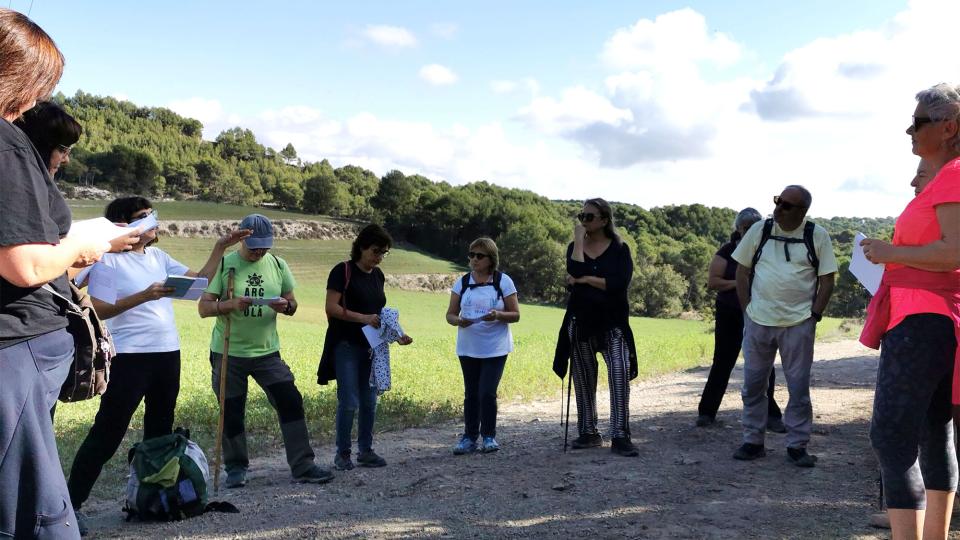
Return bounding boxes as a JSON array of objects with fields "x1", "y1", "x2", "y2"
[
  {"x1": 570, "y1": 433, "x2": 602, "y2": 449},
  {"x1": 733, "y1": 443, "x2": 766, "y2": 461},
  {"x1": 695, "y1": 415, "x2": 715, "y2": 427},
  {"x1": 295, "y1": 465, "x2": 335, "y2": 484},
  {"x1": 766, "y1": 417, "x2": 787, "y2": 433},
  {"x1": 356, "y1": 450, "x2": 387, "y2": 468},
  {"x1": 611, "y1": 437, "x2": 639, "y2": 457},
  {"x1": 787, "y1": 447, "x2": 818, "y2": 468},
  {"x1": 334, "y1": 451, "x2": 354, "y2": 471}
]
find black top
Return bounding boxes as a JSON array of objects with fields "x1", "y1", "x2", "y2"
[
  {"x1": 715, "y1": 241, "x2": 741, "y2": 310},
  {"x1": 553, "y1": 239, "x2": 638, "y2": 380},
  {"x1": 317, "y1": 261, "x2": 386, "y2": 384},
  {"x1": 0, "y1": 119, "x2": 72, "y2": 349}
]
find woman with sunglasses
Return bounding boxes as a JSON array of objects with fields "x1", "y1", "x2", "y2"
[
  {"x1": 860, "y1": 83, "x2": 960, "y2": 539},
  {"x1": 319, "y1": 224, "x2": 413, "y2": 471},
  {"x1": 14, "y1": 101, "x2": 80, "y2": 179},
  {"x1": 446, "y1": 238, "x2": 520, "y2": 454},
  {"x1": 553, "y1": 198, "x2": 639, "y2": 457},
  {"x1": 696, "y1": 208, "x2": 785, "y2": 431},
  {"x1": 67, "y1": 197, "x2": 249, "y2": 532}
]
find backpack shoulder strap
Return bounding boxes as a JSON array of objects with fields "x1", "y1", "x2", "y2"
[
  {"x1": 803, "y1": 221, "x2": 819, "y2": 272},
  {"x1": 457, "y1": 273, "x2": 471, "y2": 308},
  {"x1": 493, "y1": 271, "x2": 504, "y2": 300},
  {"x1": 748, "y1": 219, "x2": 774, "y2": 286},
  {"x1": 339, "y1": 261, "x2": 352, "y2": 312}
]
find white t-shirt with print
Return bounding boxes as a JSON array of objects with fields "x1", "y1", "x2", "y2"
[
  {"x1": 451, "y1": 272, "x2": 517, "y2": 358},
  {"x1": 91, "y1": 247, "x2": 189, "y2": 354}
]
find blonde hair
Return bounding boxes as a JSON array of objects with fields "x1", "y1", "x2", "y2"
[
  {"x1": 470, "y1": 237, "x2": 499, "y2": 271},
  {"x1": 0, "y1": 9, "x2": 64, "y2": 119}
]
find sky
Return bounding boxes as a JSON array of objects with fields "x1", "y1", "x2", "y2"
[{"x1": 19, "y1": 0, "x2": 960, "y2": 218}]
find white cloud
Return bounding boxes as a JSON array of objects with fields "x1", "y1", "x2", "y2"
[
  {"x1": 490, "y1": 77, "x2": 540, "y2": 96},
  {"x1": 419, "y1": 64, "x2": 458, "y2": 85},
  {"x1": 490, "y1": 80, "x2": 517, "y2": 94},
  {"x1": 431, "y1": 22, "x2": 458, "y2": 39},
  {"x1": 361, "y1": 25, "x2": 417, "y2": 48}
]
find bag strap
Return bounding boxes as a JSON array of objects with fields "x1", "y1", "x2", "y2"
[
  {"x1": 339, "y1": 261, "x2": 351, "y2": 315},
  {"x1": 459, "y1": 271, "x2": 505, "y2": 307},
  {"x1": 42, "y1": 283, "x2": 82, "y2": 314}
]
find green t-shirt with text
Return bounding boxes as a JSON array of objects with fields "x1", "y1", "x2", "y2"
[{"x1": 206, "y1": 251, "x2": 296, "y2": 357}]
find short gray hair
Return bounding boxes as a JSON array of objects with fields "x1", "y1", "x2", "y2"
[
  {"x1": 734, "y1": 207, "x2": 762, "y2": 232},
  {"x1": 916, "y1": 83, "x2": 960, "y2": 153},
  {"x1": 784, "y1": 184, "x2": 812, "y2": 209}
]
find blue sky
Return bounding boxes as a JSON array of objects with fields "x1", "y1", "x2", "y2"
[{"x1": 19, "y1": 0, "x2": 957, "y2": 217}]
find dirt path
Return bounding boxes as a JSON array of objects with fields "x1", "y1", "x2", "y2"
[{"x1": 82, "y1": 339, "x2": 909, "y2": 539}]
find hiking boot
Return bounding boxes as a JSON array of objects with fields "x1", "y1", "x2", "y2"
[
  {"x1": 611, "y1": 437, "x2": 639, "y2": 457},
  {"x1": 356, "y1": 450, "x2": 387, "y2": 468},
  {"x1": 225, "y1": 468, "x2": 247, "y2": 488},
  {"x1": 695, "y1": 415, "x2": 715, "y2": 427},
  {"x1": 74, "y1": 509, "x2": 89, "y2": 537},
  {"x1": 733, "y1": 443, "x2": 766, "y2": 461},
  {"x1": 480, "y1": 436, "x2": 500, "y2": 453},
  {"x1": 570, "y1": 433, "x2": 602, "y2": 449},
  {"x1": 334, "y1": 451, "x2": 354, "y2": 471},
  {"x1": 295, "y1": 465, "x2": 334, "y2": 484},
  {"x1": 453, "y1": 435, "x2": 478, "y2": 455},
  {"x1": 767, "y1": 417, "x2": 787, "y2": 433},
  {"x1": 787, "y1": 447, "x2": 818, "y2": 468}
]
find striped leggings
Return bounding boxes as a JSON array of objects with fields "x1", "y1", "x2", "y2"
[{"x1": 569, "y1": 319, "x2": 632, "y2": 439}]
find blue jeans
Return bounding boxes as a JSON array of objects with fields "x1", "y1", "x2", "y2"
[
  {"x1": 334, "y1": 341, "x2": 378, "y2": 454},
  {"x1": 0, "y1": 329, "x2": 80, "y2": 539}
]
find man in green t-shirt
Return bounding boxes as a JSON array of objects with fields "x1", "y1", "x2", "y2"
[{"x1": 199, "y1": 214, "x2": 332, "y2": 488}]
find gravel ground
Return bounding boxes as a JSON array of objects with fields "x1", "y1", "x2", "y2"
[{"x1": 80, "y1": 339, "x2": 927, "y2": 539}]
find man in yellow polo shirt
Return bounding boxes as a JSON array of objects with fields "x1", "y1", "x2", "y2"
[{"x1": 731, "y1": 185, "x2": 837, "y2": 467}]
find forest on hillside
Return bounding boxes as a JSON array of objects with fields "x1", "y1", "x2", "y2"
[{"x1": 51, "y1": 91, "x2": 894, "y2": 318}]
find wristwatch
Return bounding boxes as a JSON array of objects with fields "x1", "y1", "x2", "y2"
[
  {"x1": 811, "y1": 310, "x2": 822, "y2": 322},
  {"x1": 284, "y1": 302, "x2": 295, "y2": 315}
]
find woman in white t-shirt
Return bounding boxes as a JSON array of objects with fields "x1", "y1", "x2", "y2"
[
  {"x1": 445, "y1": 237, "x2": 520, "y2": 454},
  {"x1": 67, "y1": 196, "x2": 248, "y2": 521}
]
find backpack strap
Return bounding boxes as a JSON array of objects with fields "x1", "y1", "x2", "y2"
[
  {"x1": 339, "y1": 261, "x2": 351, "y2": 315},
  {"x1": 492, "y1": 270, "x2": 504, "y2": 300},
  {"x1": 748, "y1": 219, "x2": 775, "y2": 289},
  {"x1": 457, "y1": 271, "x2": 505, "y2": 308},
  {"x1": 457, "y1": 273, "x2": 471, "y2": 309}
]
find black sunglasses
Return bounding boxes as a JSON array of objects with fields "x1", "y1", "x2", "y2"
[
  {"x1": 911, "y1": 116, "x2": 943, "y2": 132},
  {"x1": 773, "y1": 195, "x2": 807, "y2": 212},
  {"x1": 467, "y1": 251, "x2": 488, "y2": 260},
  {"x1": 577, "y1": 212, "x2": 600, "y2": 223}
]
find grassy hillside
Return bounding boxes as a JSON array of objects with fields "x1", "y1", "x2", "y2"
[{"x1": 67, "y1": 199, "x2": 324, "y2": 221}]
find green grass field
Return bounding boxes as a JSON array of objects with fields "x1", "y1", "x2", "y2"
[
  {"x1": 52, "y1": 215, "x2": 858, "y2": 500},
  {"x1": 67, "y1": 199, "x2": 326, "y2": 221}
]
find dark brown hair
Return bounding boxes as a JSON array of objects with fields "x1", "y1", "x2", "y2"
[
  {"x1": 0, "y1": 9, "x2": 64, "y2": 119},
  {"x1": 15, "y1": 101, "x2": 81, "y2": 165},
  {"x1": 350, "y1": 224, "x2": 393, "y2": 261},
  {"x1": 584, "y1": 197, "x2": 622, "y2": 244}
]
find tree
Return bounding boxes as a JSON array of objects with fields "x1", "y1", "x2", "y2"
[{"x1": 280, "y1": 143, "x2": 298, "y2": 163}]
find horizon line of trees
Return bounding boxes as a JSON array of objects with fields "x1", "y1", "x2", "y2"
[{"x1": 52, "y1": 90, "x2": 893, "y2": 318}]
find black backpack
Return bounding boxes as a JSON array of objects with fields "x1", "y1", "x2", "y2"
[
  {"x1": 458, "y1": 271, "x2": 504, "y2": 303},
  {"x1": 749, "y1": 218, "x2": 820, "y2": 297}
]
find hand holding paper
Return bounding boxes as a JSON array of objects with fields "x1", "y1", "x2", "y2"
[{"x1": 850, "y1": 232, "x2": 884, "y2": 295}]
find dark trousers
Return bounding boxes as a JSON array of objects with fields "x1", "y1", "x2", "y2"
[
  {"x1": 459, "y1": 355, "x2": 507, "y2": 439},
  {"x1": 871, "y1": 314, "x2": 957, "y2": 510},
  {"x1": 698, "y1": 302, "x2": 782, "y2": 420},
  {"x1": 0, "y1": 328, "x2": 80, "y2": 539},
  {"x1": 67, "y1": 350, "x2": 181, "y2": 510},
  {"x1": 334, "y1": 341, "x2": 378, "y2": 455},
  {"x1": 211, "y1": 351, "x2": 316, "y2": 476}
]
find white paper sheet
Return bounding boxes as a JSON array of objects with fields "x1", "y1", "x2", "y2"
[
  {"x1": 68, "y1": 217, "x2": 131, "y2": 242},
  {"x1": 248, "y1": 296, "x2": 281, "y2": 306},
  {"x1": 362, "y1": 325, "x2": 384, "y2": 348},
  {"x1": 87, "y1": 264, "x2": 118, "y2": 304},
  {"x1": 850, "y1": 232, "x2": 884, "y2": 296},
  {"x1": 127, "y1": 213, "x2": 159, "y2": 232}
]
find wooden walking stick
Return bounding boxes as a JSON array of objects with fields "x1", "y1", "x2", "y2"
[{"x1": 213, "y1": 268, "x2": 235, "y2": 495}]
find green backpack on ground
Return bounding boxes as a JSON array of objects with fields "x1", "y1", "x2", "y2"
[{"x1": 123, "y1": 429, "x2": 210, "y2": 521}]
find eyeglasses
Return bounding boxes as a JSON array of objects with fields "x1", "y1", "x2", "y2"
[
  {"x1": 57, "y1": 144, "x2": 73, "y2": 156},
  {"x1": 577, "y1": 212, "x2": 599, "y2": 223},
  {"x1": 467, "y1": 252, "x2": 489, "y2": 260},
  {"x1": 131, "y1": 209, "x2": 155, "y2": 221},
  {"x1": 773, "y1": 196, "x2": 807, "y2": 212},
  {"x1": 911, "y1": 116, "x2": 941, "y2": 132},
  {"x1": 371, "y1": 247, "x2": 390, "y2": 257}
]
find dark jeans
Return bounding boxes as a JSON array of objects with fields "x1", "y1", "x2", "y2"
[
  {"x1": 698, "y1": 302, "x2": 782, "y2": 420},
  {"x1": 68, "y1": 350, "x2": 181, "y2": 510},
  {"x1": 459, "y1": 355, "x2": 507, "y2": 439},
  {"x1": 334, "y1": 341, "x2": 378, "y2": 454},
  {"x1": 0, "y1": 329, "x2": 80, "y2": 539}
]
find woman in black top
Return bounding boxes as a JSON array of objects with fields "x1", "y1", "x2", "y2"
[
  {"x1": 0, "y1": 10, "x2": 138, "y2": 538},
  {"x1": 695, "y1": 208, "x2": 784, "y2": 430},
  {"x1": 553, "y1": 198, "x2": 639, "y2": 457},
  {"x1": 318, "y1": 224, "x2": 412, "y2": 471}
]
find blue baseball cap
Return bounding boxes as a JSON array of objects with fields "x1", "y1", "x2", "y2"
[{"x1": 239, "y1": 214, "x2": 274, "y2": 249}]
